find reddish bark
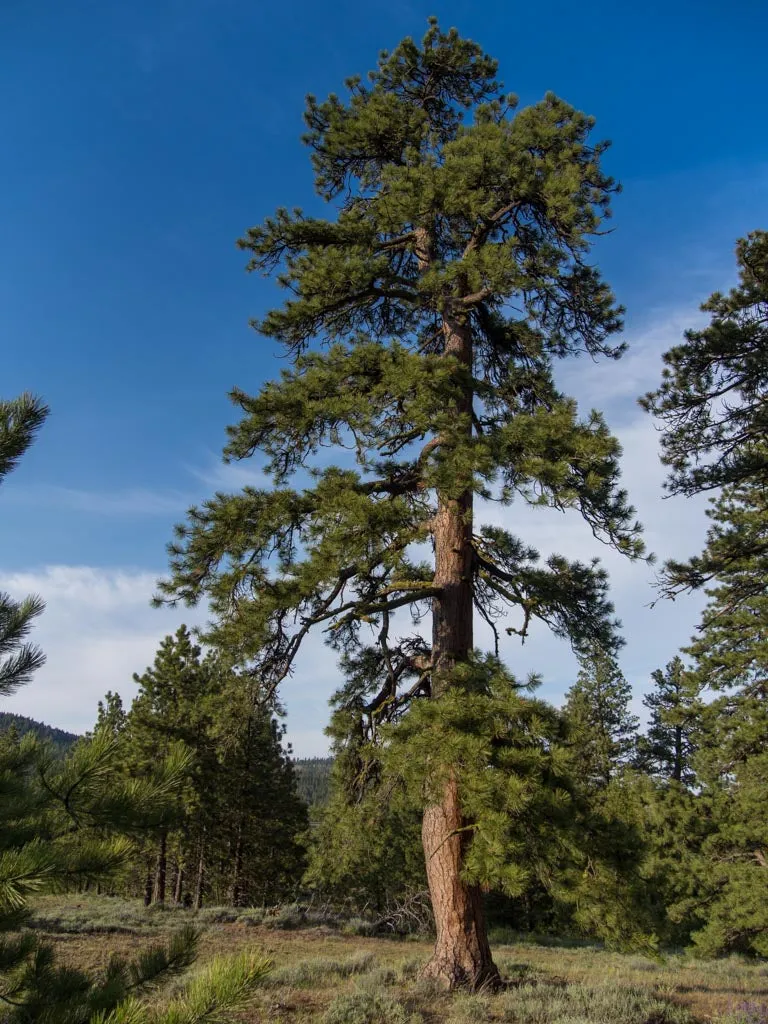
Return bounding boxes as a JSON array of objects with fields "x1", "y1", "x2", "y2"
[
  {"x1": 420, "y1": 310, "x2": 500, "y2": 989},
  {"x1": 422, "y1": 778, "x2": 500, "y2": 989}
]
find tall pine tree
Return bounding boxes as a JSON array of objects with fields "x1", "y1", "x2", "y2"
[
  {"x1": 126, "y1": 626, "x2": 219, "y2": 906},
  {"x1": 645, "y1": 233, "x2": 768, "y2": 954},
  {"x1": 683, "y1": 477, "x2": 768, "y2": 955},
  {"x1": 156, "y1": 22, "x2": 644, "y2": 987},
  {"x1": 208, "y1": 673, "x2": 308, "y2": 907},
  {"x1": 120, "y1": 630, "x2": 307, "y2": 908},
  {"x1": 637, "y1": 656, "x2": 699, "y2": 785},
  {"x1": 563, "y1": 649, "x2": 638, "y2": 791}
]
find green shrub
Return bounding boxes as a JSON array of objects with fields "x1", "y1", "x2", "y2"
[
  {"x1": 239, "y1": 909, "x2": 265, "y2": 926},
  {"x1": 445, "y1": 993, "x2": 491, "y2": 1023},
  {"x1": 196, "y1": 907, "x2": 239, "y2": 924},
  {"x1": 321, "y1": 989, "x2": 414, "y2": 1024},
  {"x1": 269, "y1": 952, "x2": 378, "y2": 988},
  {"x1": 495, "y1": 982, "x2": 693, "y2": 1024},
  {"x1": 264, "y1": 903, "x2": 305, "y2": 929},
  {"x1": 342, "y1": 917, "x2": 377, "y2": 937}
]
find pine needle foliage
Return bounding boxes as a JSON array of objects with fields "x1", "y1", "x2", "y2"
[
  {"x1": 0, "y1": 700, "x2": 270, "y2": 1022},
  {"x1": 0, "y1": 393, "x2": 48, "y2": 484},
  {"x1": 91, "y1": 951, "x2": 273, "y2": 1024},
  {"x1": 636, "y1": 657, "x2": 700, "y2": 786},
  {"x1": 382, "y1": 658, "x2": 577, "y2": 896},
  {"x1": 0, "y1": 393, "x2": 49, "y2": 699},
  {"x1": 685, "y1": 476, "x2": 768, "y2": 708},
  {"x1": 643, "y1": 231, "x2": 768, "y2": 600},
  {"x1": 381, "y1": 656, "x2": 653, "y2": 949},
  {"x1": 156, "y1": 20, "x2": 644, "y2": 677},
  {"x1": 642, "y1": 230, "x2": 768, "y2": 500},
  {"x1": 0, "y1": 727, "x2": 196, "y2": 1019}
]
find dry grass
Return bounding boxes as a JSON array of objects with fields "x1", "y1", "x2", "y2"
[{"x1": 23, "y1": 896, "x2": 768, "y2": 1023}]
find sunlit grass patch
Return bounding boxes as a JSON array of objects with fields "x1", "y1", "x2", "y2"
[
  {"x1": 320, "y1": 988, "x2": 417, "y2": 1024},
  {"x1": 494, "y1": 982, "x2": 694, "y2": 1024},
  {"x1": 268, "y1": 951, "x2": 379, "y2": 988}
]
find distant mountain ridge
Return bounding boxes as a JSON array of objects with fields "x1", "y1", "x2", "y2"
[{"x1": 0, "y1": 712, "x2": 79, "y2": 755}]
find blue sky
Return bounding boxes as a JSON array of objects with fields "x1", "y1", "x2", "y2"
[{"x1": 1, "y1": 0, "x2": 767, "y2": 753}]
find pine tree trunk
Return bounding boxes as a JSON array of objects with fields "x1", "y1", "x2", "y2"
[
  {"x1": 153, "y1": 832, "x2": 167, "y2": 904},
  {"x1": 421, "y1": 310, "x2": 500, "y2": 990},
  {"x1": 143, "y1": 865, "x2": 153, "y2": 907},
  {"x1": 174, "y1": 863, "x2": 184, "y2": 904},
  {"x1": 229, "y1": 717, "x2": 252, "y2": 908},
  {"x1": 673, "y1": 724, "x2": 683, "y2": 783},
  {"x1": 194, "y1": 839, "x2": 205, "y2": 910},
  {"x1": 422, "y1": 777, "x2": 497, "y2": 989},
  {"x1": 230, "y1": 822, "x2": 245, "y2": 907}
]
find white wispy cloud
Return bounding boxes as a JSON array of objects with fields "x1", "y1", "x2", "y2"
[
  {"x1": 0, "y1": 567, "x2": 207, "y2": 734},
  {"x1": 4, "y1": 462, "x2": 270, "y2": 519},
  {"x1": 556, "y1": 307, "x2": 709, "y2": 424},
  {"x1": 0, "y1": 564, "x2": 339, "y2": 756},
  {"x1": 186, "y1": 457, "x2": 271, "y2": 491},
  {"x1": 4, "y1": 485, "x2": 194, "y2": 517}
]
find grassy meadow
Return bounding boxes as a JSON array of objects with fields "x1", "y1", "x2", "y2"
[{"x1": 22, "y1": 895, "x2": 768, "y2": 1023}]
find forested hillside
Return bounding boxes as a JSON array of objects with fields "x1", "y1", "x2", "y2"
[
  {"x1": 0, "y1": 711, "x2": 78, "y2": 756},
  {"x1": 293, "y1": 757, "x2": 333, "y2": 807}
]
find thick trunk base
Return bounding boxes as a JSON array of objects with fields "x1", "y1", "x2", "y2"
[
  {"x1": 421, "y1": 939, "x2": 501, "y2": 992},
  {"x1": 421, "y1": 780, "x2": 500, "y2": 991}
]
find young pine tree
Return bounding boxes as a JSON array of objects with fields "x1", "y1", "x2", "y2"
[
  {"x1": 156, "y1": 22, "x2": 645, "y2": 988},
  {"x1": 563, "y1": 649, "x2": 639, "y2": 791},
  {"x1": 94, "y1": 691, "x2": 127, "y2": 738},
  {"x1": 637, "y1": 656, "x2": 699, "y2": 786},
  {"x1": 304, "y1": 671, "x2": 426, "y2": 917},
  {"x1": 124, "y1": 627, "x2": 220, "y2": 906},
  {"x1": 207, "y1": 672, "x2": 308, "y2": 907}
]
